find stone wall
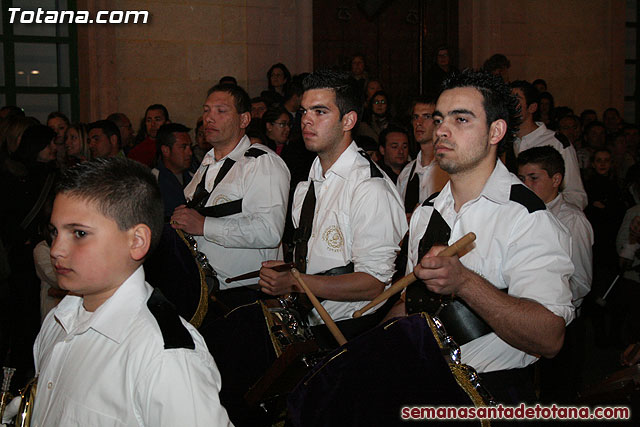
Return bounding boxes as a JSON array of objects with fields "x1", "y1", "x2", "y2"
[
  {"x1": 78, "y1": 0, "x2": 312, "y2": 128},
  {"x1": 459, "y1": 0, "x2": 626, "y2": 117}
]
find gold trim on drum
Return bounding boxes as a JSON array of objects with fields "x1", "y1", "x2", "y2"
[{"x1": 175, "y1": 229, "x2": 209, "y2": 328}]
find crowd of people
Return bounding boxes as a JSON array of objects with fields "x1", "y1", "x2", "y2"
[{"x1": 0, "y1": 51, "x2": 638, "y2": 425}]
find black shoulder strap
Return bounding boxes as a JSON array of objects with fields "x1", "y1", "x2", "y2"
[
  {"x1": 187, "y1": 157, "x2": 237, "y2": 209},
  {"x1": 555, "y1": 132, "x2": 571, "y2": 149},
  {"x1": 244, "y1": 147, "x2": 267, "y2": 158},
  {"x1": 293, "y1": 181, "x2": 316, "y2": 273},
  {"x1": 422, "y1": 191, "x2": 440, "y2": 207},
  {"x1": 509, "y1": 183, "x2": 546, "y2": 213},
  {"x1": 404, "y1": 161, "x2": 419, "y2": 214},
  {"x1": 358, "y1": 150, "x2": 383, "y2": 178},
  {"x1": 147, "y1": 288, "x2": 195, "y2": 350}
]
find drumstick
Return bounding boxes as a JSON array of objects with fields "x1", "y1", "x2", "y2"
[
  {"x1": 352, "y1": 232, "x2": 476, "y2": 318},
  {"x1": 225, "y1": 262, "x2": 295, "y2": 283},
  {"x1": 290, "y1": 268, "x2": 348, "y2": 346}
]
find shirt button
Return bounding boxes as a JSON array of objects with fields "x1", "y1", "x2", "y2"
[{"x1": 47, "y1": 381, "x2": 53, "y2": 389}]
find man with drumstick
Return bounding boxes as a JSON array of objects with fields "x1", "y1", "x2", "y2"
[
  {"x1": 259, "y1": 69, "x2": 406, "y2": 346},
  {"x1": 406, "y1": 69, "x2": 575, "y2": 403}
]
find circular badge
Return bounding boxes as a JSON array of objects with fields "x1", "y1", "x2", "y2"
[
  {"x1": 212, "y1": 194, "x2": 231, "y2": 205},
  {"x1": 322, "y1": 225, "x2": 344, "y2": 252}
]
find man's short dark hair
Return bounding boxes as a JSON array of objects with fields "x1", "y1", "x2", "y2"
[
  {"x1": 251, "y1": 96, "x2": 267, "y2": 106},
  {"x1": 378, "y1": 125, "x2": 409, "y2": 149},
  {"x1": 510, "y1": 80, "x2": 540, "y2": 108},
  {"x1": 88, "y1": 119, "x2": 122, "y2": 148},
  {"x1": 207, "y1": 83, "x2": 251, "y2": 114},
  {"x1": 411, "y1": 95, "x2": 437, "y2": 111},
  {"x1": 219, "y1": 76, "x2": 238, "y2": 86},
  {"x1": 156, "y1": 123, "x2": 191, "y2": 149},
  {"x1": 441, "y1": 69, "x2": 521, "y2": 153},
  {"x1": 106, "y1": 112, "x2": 128, "y2": 127},
  {"x1": 532, "y1": 79, "x2": 547, "y2": 89},
  {"x1": 284, "y1": 81, "x2": 304, "y2": 102},
  {"x1": 55, "y1": 157, "x2": 164, "y2": 253},
  {"x1": 145, "y1": 104, "x2": 170, "y2": 122},
  {"x1": 584, "y1": 120, "x2": 606, "y2": 135},
  {"x1": 483, "y1": 54, "x2": 511, "y2": 73},
  {"x1": 302, "y1": 68, "x2": 363, "y2": 119},
  {"x1": 47, "y1": 111, "x2": 70, "y2": 125},
  {"x1": 517, "y1": 146, "x2": 565, "y2": 179}
]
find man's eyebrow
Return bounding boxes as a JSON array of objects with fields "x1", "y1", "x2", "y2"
[
  {"x1": 433, "y1": 109, "x2": 476, "y2": 118},
  {"x1": 304, "y1": 104, "x2": 330, "y2": 110},
  {"x1": 59, "y1": 223, "x2": 93, "y2": 229}
]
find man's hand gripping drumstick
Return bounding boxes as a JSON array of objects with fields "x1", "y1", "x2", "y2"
[{"x1": 353, "y1": 232, "x2": 476, "y2": 318}]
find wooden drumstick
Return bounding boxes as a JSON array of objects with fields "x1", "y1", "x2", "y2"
[
  {"x1": 352, "y1": 232, "x2": 476, "y2": 318},
  {"x1": 225, "y1": 262, "x2": 295, "y2": 283},
  {"x1": 290, "y1": 268, "x2": 348, "y2": 346}
]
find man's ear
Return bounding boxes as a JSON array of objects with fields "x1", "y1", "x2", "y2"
[
  {"x1": 342, "y1": 111, "x2": 358, "y2": 132},
  {"x1": 110, "y1": 134, "x2": 119, "y2": 149},
  {"x1": 488, "y1": 119, "x2": 507, "y2": 146},
  {"x1": 379, "y1": 145, "x2": 386, "y2": 156},
  {"x1": 129, "y1": 224, "x2": 152, "y2": 262},
  {"x1": 551, "y1": 172, "x2": 563, "y2": 189},
  {"x1": 239, "y1": 112, "x2": 251, "y2": 130},
  {"x1": 528, "y1": 102, "x2": 538, "y2": 115}
]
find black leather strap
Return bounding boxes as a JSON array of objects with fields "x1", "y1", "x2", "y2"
[
  {"x1": 404, "y1": 161, "x2": 419, "y2": 213},
  {"x1": 293, "y1": 181, "x2": 316, "y2": 273},
  {"x1": 188, "y1": 158, "x2": 237, "y2": 210},
  {"x1": 198, "y1": 199, "x2": 243, "y2": 218}
]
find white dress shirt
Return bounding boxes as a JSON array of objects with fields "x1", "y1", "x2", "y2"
[
  {"x1": 32, "y1": 266, "x2": 232, "y2": 427},
  {"x1": 514, "y1": 122, "x2": 587, "y2": 210},
  {"x1": 547, "y1": 193, "x2": 594, "y2": 310},
  {"x1": 183, "y1": 136, "x2": 290, "y2": 288},
  {"x1": 292, "y1": 141, "x2": 407, "y2": 324},
  {"x1": 396, "y1": 153, "x2": 448, "y2": 211},
  {"x1": 407, "y1": 161, "x2": 575, "y2": 373},
  {"x1": 617, "y1": 204, "x2": 640, "y2": 283}
]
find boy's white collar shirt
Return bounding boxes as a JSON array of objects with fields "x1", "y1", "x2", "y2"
[{"x1": 32, "y1": 266, "x2": 232, "y2": 426}]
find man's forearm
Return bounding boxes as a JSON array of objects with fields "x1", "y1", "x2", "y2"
[
  {"x1": 456, "y1": 270, "x2": 566, "y2": 358},
  {"x1": 301, "y1": 272, "x2": 386, "y2": 302}
]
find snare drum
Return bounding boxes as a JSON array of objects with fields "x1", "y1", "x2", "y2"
[
  {"x1": 287, "y1": 313, "x2": 493, "y2": 427},
  {"x1": 200, "y1": 298, "x2": 320, "y2": 426}
]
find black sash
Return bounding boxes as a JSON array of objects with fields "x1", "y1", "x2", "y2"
[
  {"x1": 293, "y1": 181, "x2": 315, "y2": 273},
  {"x1": 187, "y1": 158, "x2": 242, "y2": 218},
  {"x1": 406, "y1": 202, "x2": 498, "y2": 345},
  {"x1": 404, "y1": 161, "x2": 419, "y2": 213}
]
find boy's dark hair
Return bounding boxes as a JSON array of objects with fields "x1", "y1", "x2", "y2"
[
  {"x1": 219, "y1": 75, "x2": 238, "y2": 86},
  {"x1": 483, "y1": 54, "x2": 510, "y2": 73},
  {"x1": 411, "y1": 94, "x2": 438, "y2": 111},
  {"x1": 517, "y1": 146, "x2": 565, "y2": 179},
  {"x1": 88, "y1": 119, "x2": 122, "y2": 148},
  {"x1": 55, "y1": 157, "x2": 164, "y2": 253},
  {"x1": 441, "y1": 68, "x2": 521, "y2": 153},
  {"x1": 207, "y1": 84, "x2": 251, "y2": 115},
  {"x1": 510, "y1": 80, "x2": 540, "y2": 107},
  {"x1": 47, "y1": 111, "x2": 70, "y2": 125},
  {"x1": 302, "y1": 68, "x2": 363, "y2": 119},
  {"x1": 156, "y1": 123, "x2": 191, "y2": 148},
  {"x1": 378, "y1": 125, "x2": 409, "y2": 149}
]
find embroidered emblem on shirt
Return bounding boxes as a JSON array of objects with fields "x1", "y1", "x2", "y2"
[
  {"x1": 212, "y1": 194, "x2": 232, "y2": 205},
  {"x1": 322, "y1": 225, "x2": 344, "y2": 252}
]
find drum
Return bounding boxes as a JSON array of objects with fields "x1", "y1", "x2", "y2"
[
  {"x1": 578, "y1": 364, "x2": 640, "y2": 405},
  {"x1": 199, "y1": 298, "x2": 321, "y2": 426},
  {"x1": 144, "y1": 224, "x2": 216, "y2": 328},
  {"x1": 287, "y1": 313, "x2": 493, "y2": 427}
]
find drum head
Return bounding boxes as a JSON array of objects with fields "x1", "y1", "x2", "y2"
[{"x1": 288, "y1": 314, "x2": 482, "y2": 426}]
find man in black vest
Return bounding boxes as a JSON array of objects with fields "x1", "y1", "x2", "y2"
[
  {"x1": 259, "y1": 69, "x2": 406, "y2": 342},
  {"x1": 170, "y1": 84, "x2": 290, "y2": 290},
  {"x1": 406, "y1": 69, "x2": 575, "y2": 404}
]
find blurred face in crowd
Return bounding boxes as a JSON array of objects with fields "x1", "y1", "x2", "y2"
[
  {"x1": 365, "y1": 80, "x2": 382, "y2": 101},
  {"x1": 603, "y1": 110, "x2": 622, "y2": 131},
  {"x1": 625, "y1": 127, "x2": 639, "y2": 156},
  {"x1": 351, "y1": 56, "x2": 365, "y2": 77},
  {"x1": 37, "y1": 137, "x2": 57, "y2": 162},
  {"x1": 251, "y1": 101, "x2": 267, "y2": 119},
  {"x1": 412, "y1": 103, "x2": 436, "y2": 145},
  {"x1": 585, "y1": 125, "x2": 606, "y2": 149},
  {"x1": 436, "y1": 49, "x2": 450, "y2": 69},
  {"x1": 593, "y1": 150, "x2": 612, "y2": 175},
  {"x1": 48, "y1": 117, "x2": 68, "y2": 145},
  {"x1": 270, "y1": 67, "x2": 287, "y2": 89},
  {"x1": 117, "y1": 115, "x2": 135, "y2": 148},
  {"x1": 65, "y1": 127, "x2": 82, "y2": 157},
  {"x1": 266, "y1": 113, "x2": 291, "y2": 145},
  {"x1": 557, "y1": 116, "x2": 580, "y2": 144},
  {"x1": 162, "y1": 132, "x2": 192, "y2": 174},
  {"x1": 380, "y1": 131, "x2": 409, "y2": 171},
  {"x1": 518, "y1": 163, "x2": 560, "y2": 204},
  {"x1": 89, "y1": 128, "x2": 116, "y2": 158},
  {"x1": 145, "y1": 109, "x2": 168, "y2": 138},
  {"x1": 371, "y1": 94, "x2": 388, "y2": 117}
]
